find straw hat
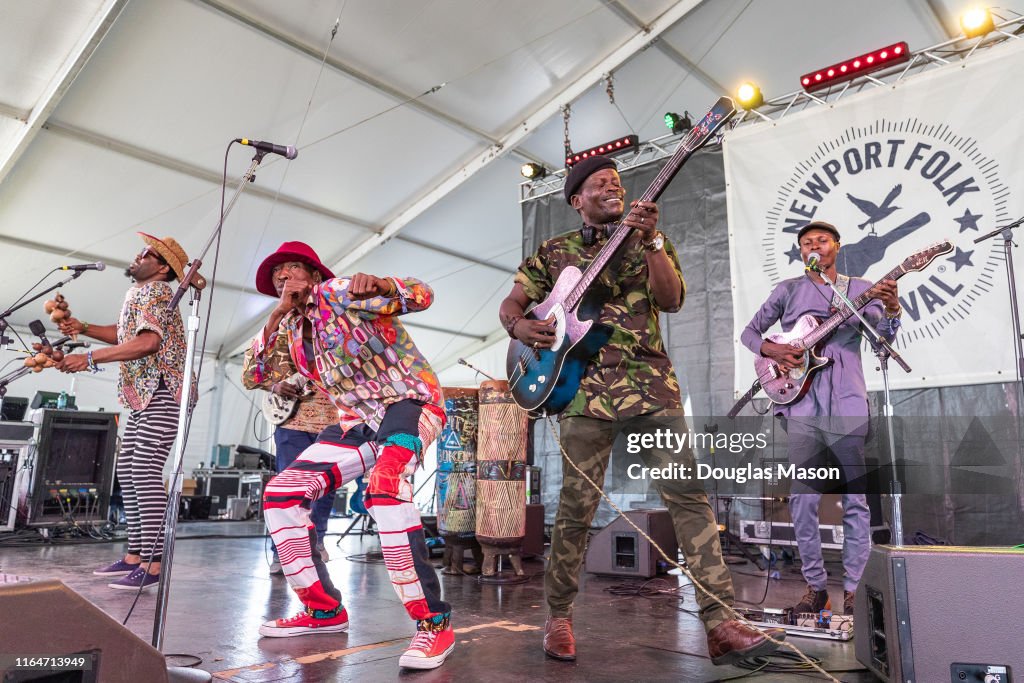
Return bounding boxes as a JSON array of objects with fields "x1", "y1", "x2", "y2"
[{"x1": 137, "y1": 232, "x2": 207, "y2": 290}]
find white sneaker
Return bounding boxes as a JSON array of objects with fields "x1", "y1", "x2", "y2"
[
  {"x1": 268, "y1": 558, "x2": 283, "y2": 575},
  {"x1": 316, "y1": 544, "x2": 330, "y2": 562}
]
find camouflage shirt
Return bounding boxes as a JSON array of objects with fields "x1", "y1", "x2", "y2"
[{"x1": 515, "y1": 228, "x2": 686, "y2": 421}]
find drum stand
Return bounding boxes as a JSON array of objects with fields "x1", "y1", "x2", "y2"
[{"x1": 477, "y1": 551, "x2": 530, "y2": 585}]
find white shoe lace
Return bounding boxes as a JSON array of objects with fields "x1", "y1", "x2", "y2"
[
  {"x1": 408, "y1": 630, "x2": 437, "y2": 653},
  {"x1": 280, "y1": 610, "x2": 308, "y2": 625}
]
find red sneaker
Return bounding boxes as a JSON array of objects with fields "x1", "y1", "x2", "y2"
[
  {"x1": 399, "y1": 625, "x2": 454, "y2": 670},
  {"x1": 258, "y1": 607, "x2": 349, "y2": 638}
]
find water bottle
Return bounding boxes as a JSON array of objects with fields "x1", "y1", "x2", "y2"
[{"x1": 57, "y1": 391, "x2": 68, "y2": 410}]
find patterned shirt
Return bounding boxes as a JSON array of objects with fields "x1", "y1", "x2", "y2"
[
  {"x1": 243, "y1": 276, "x2": 442, "y2": 433},
  {"x1": 515, "y1": 228, "x2": 686, "y2": 421},
  {"x1": 116, "y1": 281, "x2": 187, "y2": 411},
  {"x1": 240, "y1": 329, "x2": 339, "y2": 434}
]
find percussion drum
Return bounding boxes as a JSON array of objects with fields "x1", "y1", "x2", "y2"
[{"x1": 475, "y1": 379, "x2": 528, "y2": 577}]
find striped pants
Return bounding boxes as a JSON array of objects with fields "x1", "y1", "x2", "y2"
[
  {"x1": 263, "y1": 399, "x2": 451, "y2": 620},
  {"x1": 119, "y1": 383, "x2": 179, "y2": 561}
]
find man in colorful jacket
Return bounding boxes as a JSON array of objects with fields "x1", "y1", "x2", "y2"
[{"x1": 243, "y1": 241, "x2": 452, "y2": 670}]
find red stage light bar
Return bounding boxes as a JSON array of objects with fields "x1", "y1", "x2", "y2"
[
  {"x1": 565, "y1": 135, "x2": 639, "y2": 168},
  {"x1": 800, "y1": 42, "x2": 910, "y2": 92}
]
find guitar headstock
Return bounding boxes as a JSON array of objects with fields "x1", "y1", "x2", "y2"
[
  {"x1": 902, "y1": 240, "x2": 953, "y2": 272},
  {"x1": 684, "y1": 97, "x2": 737, "y2": 152}
]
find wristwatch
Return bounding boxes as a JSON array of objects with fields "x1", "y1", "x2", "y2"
[{"x1": 643, "y1": 231, "x2": 665, "y2": 252}]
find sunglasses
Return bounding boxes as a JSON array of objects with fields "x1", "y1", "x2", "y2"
[{"x1": 138, "y1": 248, "x2": 168, "y2": 265}]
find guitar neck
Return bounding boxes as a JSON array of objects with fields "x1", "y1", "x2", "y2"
[
  {"x1": 803, "y1": 264, "x2": 906, "y2": 347},
  {"x1": 565, "y1": 120, "x2": 723, "y2": 310}
]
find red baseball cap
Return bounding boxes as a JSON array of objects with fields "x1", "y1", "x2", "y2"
[{"x1": 254, "y1": 241, "x2": 335, "y2": 297}]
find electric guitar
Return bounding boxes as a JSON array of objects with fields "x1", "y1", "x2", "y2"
[
  {"x1": 507, "y1": 96, "x2": 738, "y2": 416},
  {"x1": 754, "y1": 240, "x2": 953, "y2": 405},
  {"x1": 261, "y1": 374, "x2": 311, "y2": 426}
]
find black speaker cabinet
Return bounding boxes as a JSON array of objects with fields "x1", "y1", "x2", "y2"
[
  {"x1": 584, "y1": 508, "x2": 677, "y2": 578},
  {"x1": 856, "y1": 545, "x2": 1023, "y2": 682},
  {"x1": 0, "y1": 579, "x2": 168, "y2": 682},
  {"x1": 29, "y1": 410, "x2": 118, "y2": 526},
  {"x1": 522, "y1": 503, "x2": 545, "y2": 557}
]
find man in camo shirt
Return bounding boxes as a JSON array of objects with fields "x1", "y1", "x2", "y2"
[{"x1": 498, "y1": 155, "x2": 782, "y2": 665}]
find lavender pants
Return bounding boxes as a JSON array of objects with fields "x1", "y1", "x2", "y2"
[{"x1": 785, "y1": 420, "x2": 871, "y2": 593}]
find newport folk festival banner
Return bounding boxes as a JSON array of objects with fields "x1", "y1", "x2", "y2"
[{"x1": 724, "y1": 38, "x2": 1024, "y2": 396}]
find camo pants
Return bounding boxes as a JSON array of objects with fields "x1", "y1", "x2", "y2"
[{"x1": 546, "y1": 409, "x2": 735, "y2": 632}]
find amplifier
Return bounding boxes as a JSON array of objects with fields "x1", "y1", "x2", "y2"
[
  {"x1": 0, "y1": 428, "x2": 32, "y2": 532},
  {"x1": 28, "y1": 411, "x2": 117, "y2": 526},
  {"x1": 584, "y1": 508, "x2": 677, "y2": 578},
  {"x1": 855, "y1": 545, "x2": 1023, "y2": 682}
]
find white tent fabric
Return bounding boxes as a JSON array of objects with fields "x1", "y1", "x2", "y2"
[{"x1": 1, "y1": 0, "x2": 1018, "y2": 473}]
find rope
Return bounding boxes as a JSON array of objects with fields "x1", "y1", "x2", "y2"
[{"x1": 542, "y1": 415, "x2": 839, "y2": 682}]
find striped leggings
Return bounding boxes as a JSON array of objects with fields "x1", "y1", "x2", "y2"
[
  {"x1": 118, "y1": 383, "x2": 179, "y2": 562},
  {"x1": 264, "y1": 399, "x2": 451, "y2": 620}
]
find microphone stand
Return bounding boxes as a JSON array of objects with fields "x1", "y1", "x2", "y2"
[
  {"x1": 813, "y1": 268, "x2": 911, "y2": 546},
  {"x1": 152, "y1": 148, "x2": 268, "y2": 657},
  {"x1": 973, "y1": 216, "x2": 1024, "y2": 406},
  {"x1": 0, "y1": 272, "x2": 85, "y2": 349}
]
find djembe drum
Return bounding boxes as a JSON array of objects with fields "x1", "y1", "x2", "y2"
[
  {"x1": 435, "y1": 387, "x2": 483, "y2": 574},
  {"x1": 475, "y1": 379, "x2": 529, "y2": 578}
]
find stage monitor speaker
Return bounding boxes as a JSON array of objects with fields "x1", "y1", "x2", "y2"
[
  {"x1": 0, "y1": 579, "x2": 168, "y2": 682},
  {"x1": 584, "y1": 508, "x2": 677, "y2": 578},
  {"x1": 855, "y1": 545, "x2": 1023, "y2": 682},
  {"x1": 0, "y1": 396, "x2": 29, "y2": 422},
  {"x1": 522, "y1": 503, "x2": 545, "y2": 557},
  {"x1": 28, "y1": 410, "x2": 118, "y2": 526}
]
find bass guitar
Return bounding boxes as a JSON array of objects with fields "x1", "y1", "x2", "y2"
[
  {"x1": 754, "y1": 240, "x2": 952, "y2": 405},
  {"x1": 507, "y1": 96, "x2": 737, "y2": 417}
]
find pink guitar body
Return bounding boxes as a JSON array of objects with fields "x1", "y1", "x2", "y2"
[{"x1": 754, "y1": 314, "x2": 831, "y2": 405}]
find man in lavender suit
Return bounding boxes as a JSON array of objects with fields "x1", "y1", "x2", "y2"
[{"x1": 740, "y1": 221, "x2": 901, "y2": 616}]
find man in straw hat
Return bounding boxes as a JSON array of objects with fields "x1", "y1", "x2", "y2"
[
  {"x1": 242, "y1": 241, "x2": 453, "y2": 671},
  {"x1": 56, "y1": 232, "x2": 203, "y2": 591},
  {"x1": 499, "y1": 155, "x2": 783, "y2": 664}
]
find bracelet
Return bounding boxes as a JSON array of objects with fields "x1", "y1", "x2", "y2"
[
  {"x1": 504, "y1": 315, "x2": 524, "y2": 338},
  {"x1": 885, "y1": 306, "x2": 902, "y2": 319},
  {"x1": 383, "y1": 278, "x2": 398, "y2": 297},
  {"x1": 86, "y1": 350, "x2": 102, "y2": 373},
  {"x1": 81, "y1": 321, "x2": 90, "y2": 334}
]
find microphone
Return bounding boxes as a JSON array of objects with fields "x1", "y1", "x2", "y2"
[
  {"x1": 28, "y1": 319, "x2": 51, "y2": 348},
  {"x1": 237, "y1": 138, "x2": 298, "y2": 160},
  {"x1": 805, "y1": 252, "x2": 821, "y2": 273},
  {"x1": 61, "y1": 262, "x2": 106, "y2": 272}
]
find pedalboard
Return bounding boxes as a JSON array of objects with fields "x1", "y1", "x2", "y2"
[{"x1": 736, "y1": 606, "x2": 854, "y2": 641}]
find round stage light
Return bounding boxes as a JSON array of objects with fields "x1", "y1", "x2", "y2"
[
  {"x1": 736, "y1": 82, "x2": 763, "y2": 109},
  {"x1": 961, "y1": 7, "x2": 994, "y2": 37},
  {"x1": 520, "y1": 162, "x2": 547, "y2": 180}
]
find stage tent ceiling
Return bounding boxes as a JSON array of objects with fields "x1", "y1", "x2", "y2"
[{"x1": 0, "y1": 0, "x2": 1017, "y2": 383}]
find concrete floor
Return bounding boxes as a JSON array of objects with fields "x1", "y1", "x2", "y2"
[{"x1": 0, "y1": 517, "x2": 879, "y2": 682}]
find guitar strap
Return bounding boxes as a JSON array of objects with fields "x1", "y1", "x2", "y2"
[{"x1": 830, "y1": 274, "x2": 850, "y2": 309}]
